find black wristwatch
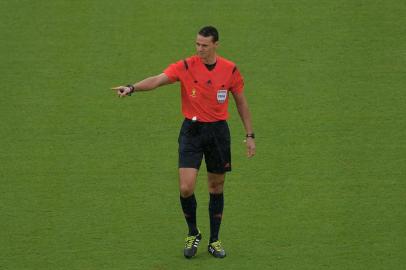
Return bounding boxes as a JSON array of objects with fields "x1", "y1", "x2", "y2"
[
  {"x1": 126, "y1": 84, "x2": 135, "y2": 95},
  {"x1": 246, "y1": 133, "x2": 255, "y2": 139}
]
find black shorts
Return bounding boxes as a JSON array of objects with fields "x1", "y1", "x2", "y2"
[{"x1": 178, "y1": 118, "x2": 231, "y2": 173}]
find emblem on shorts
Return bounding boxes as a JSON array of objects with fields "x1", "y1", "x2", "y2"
[
  {"x1": 190, "y1": 88, "x2": 197, "y2": 98},
  {"x1": 217, "y1": 89, "x2": 228, "y2": 103}
]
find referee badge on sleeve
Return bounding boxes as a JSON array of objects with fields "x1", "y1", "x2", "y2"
[{"x1": 217, "y1": 89, "x2": 228, "y2": 104}]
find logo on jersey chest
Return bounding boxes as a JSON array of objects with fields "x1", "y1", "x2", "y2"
[
  {"x1": 190, "y1": 88, "x2": 197, "y2": 98},
  {"x1": 217, "y1": 89, "x2": 228, "y2": 103}
]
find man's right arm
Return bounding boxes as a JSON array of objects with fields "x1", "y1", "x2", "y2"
[
  {"x1": 132, "y1": 73, "x2": 172, "y2": 91},
  {"x1": 112, "y1": 73, "x2": 173, "y2": 97}
]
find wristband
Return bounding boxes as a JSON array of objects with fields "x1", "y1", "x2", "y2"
[{"x1": 246, "y1": 133, "x2": 255, "y2": 139}]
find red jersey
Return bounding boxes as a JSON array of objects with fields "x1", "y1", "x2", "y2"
[{"x1": 163, "y1": 55, "x2": 244, "y2": 122}]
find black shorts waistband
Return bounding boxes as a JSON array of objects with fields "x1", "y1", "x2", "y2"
[{"x1": 184, "y1": 118, "x2": 227, "y2": 125}]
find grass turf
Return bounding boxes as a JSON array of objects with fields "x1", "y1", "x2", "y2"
[{"x1": 1, "y1": 0, "x2": 405, "y2": 269}]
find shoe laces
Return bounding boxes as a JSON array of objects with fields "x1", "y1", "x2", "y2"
[
  {"x1": 211, "y1": 240, "x2": 223, "y2": 251},
  {"x1": 185, "y1": 235, "x2": 196, "y2": 248}
]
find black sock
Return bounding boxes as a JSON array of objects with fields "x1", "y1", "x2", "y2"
[
  {"x1": 180, "y1": 194, "x2": 199, "y2": 236},
  {"x1": 209, "y1": 193, "x2": 224, "y2": 243}
]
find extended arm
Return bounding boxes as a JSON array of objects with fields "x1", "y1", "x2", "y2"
[
  {"x1": 232, "y1": 91, "x2": 256, "y2": 158},
  {"x1": 112, "y1": 73, "x2": 172, "y2": 97}
]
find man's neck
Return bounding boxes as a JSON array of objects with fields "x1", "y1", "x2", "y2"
[{"x1": 201, "y1": 54, "x2": 217, "y2": 65}]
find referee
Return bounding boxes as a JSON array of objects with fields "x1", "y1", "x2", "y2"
[{"x1": 112, "y1": 26, "x2": 255, "y2": 259}]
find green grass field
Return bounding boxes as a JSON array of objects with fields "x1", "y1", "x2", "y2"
[{"x1": 1, "y1": 0, "x2": 405, "y2": 269}]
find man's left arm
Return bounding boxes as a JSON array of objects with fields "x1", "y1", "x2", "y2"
[{"x1": 232, "y1": 91, "x2": 256, "y2": 158}]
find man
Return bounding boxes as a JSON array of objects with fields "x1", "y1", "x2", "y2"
[{"x1": 112, "y1": 26, "x2": 255, "y2": 259}]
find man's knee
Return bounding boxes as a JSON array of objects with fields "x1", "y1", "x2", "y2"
[
  {"x1": 179, "y1": 168, "x2": 198, "y2": 197},
  {"x1": 208, "y1": 173, "x2": 225, "y2": 193},
  {"x1": 208, "y1": 183, "x2": 224, "y2": 194},
  {"x1": 179, "y1": 183, "x2": 195, "y2": 197}
]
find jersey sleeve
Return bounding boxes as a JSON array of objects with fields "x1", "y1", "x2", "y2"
[
  {"x1": 163, "y1": 60, "x2": 184, "y2": 82},
  {"x1": 230, "y1": 66, "x2": 244, "y2": 94}
]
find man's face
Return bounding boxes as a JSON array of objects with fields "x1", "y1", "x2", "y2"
[{"x1": 195, "y1": 34, "x2": 218, "y2": 60}]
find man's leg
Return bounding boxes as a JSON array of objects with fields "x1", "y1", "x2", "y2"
[
  {"x1": 207, "y1": 172, "x2": 225, "y2": 242},
  {"x1": 179, "y1": 168, "x2": 199, "y2": 236},
  {"x1": 179, "y1": 168, "x2": 202, "y2": 258},
  {"x1": 207, "y1": 172, "x2": 227, "y2": 258}
]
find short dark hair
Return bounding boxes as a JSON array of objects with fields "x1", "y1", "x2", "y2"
[{"x1": 198, "y1": 26, "x2": 219, "y2": 42}]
